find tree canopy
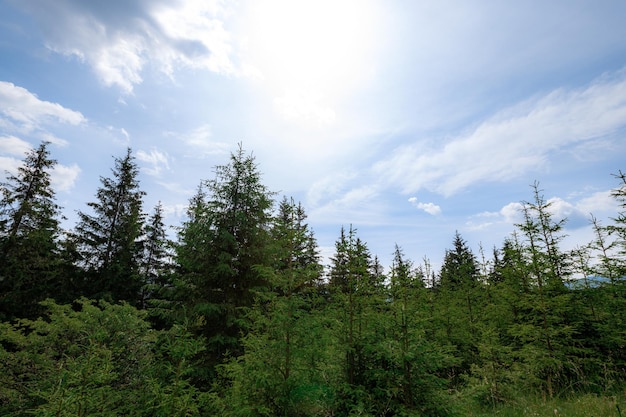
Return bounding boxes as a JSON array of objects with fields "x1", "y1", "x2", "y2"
[{"x1": 1, "y1": 142, "x2": 625, "y2": 416}]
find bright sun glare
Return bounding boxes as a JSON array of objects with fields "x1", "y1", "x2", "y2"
[{"x1": 242, "y1": 0, "x2": 380, "y2": 125}]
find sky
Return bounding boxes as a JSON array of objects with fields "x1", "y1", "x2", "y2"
[{"x1": 1, "y1": 0, "x2": 626, "y2": 272}]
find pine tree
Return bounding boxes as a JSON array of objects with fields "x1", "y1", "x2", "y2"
[
  {"x1": 439, "y1": 231, "x2": 479, "y2": 291},
  {"x1": 140, "y1": 202, "x2": 172, "y2": 310},
  {"x1": 221, "y1": 197, "x2": 331, "y2": 415},
  {"x1": 606, "y1": 170, "x2": 626, "y2": 277},
  {"x1": 509, "y1": 182, "x2": 577, "y2": 398},
  {"x1": 466, "y1": 239, "x2": 523, "y2": 406},
  {"x1": 383, "y1": 245, "x2": 450, "y2": 415},
  {"x1": 327, "y1": 226, "x2": 403, "y2": 415},
  {"x1": 74, "y1": 148, "x2": 145, "y2": 305},
  {"x1": 328, "y1": 226, "x2": 372, "y2": 387},
  {"x1": 0, "y1": 142, "x2": 64, "y2": 320},
  {"x1": 434, "y1": 232, "x2": 481, "y2": 386},
  {"x1": 175, "y1": 144, "x2": 274, "y2": 378},
  {"x1": 585, "y1": 174, "x2": 626, "y2": 387}
]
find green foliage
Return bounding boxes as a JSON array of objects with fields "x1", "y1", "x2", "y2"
[
  {"x1": 174, "y1": 144, "x2": 275, "y2": 381},
  {"x1": 148, "y1": 321, "x2": 215, "y2": 416},
  {"x1": 371, "y1": 245, "x2": 452, "y2": 416},
  {"x1": 0, "y1": 298, "x2": 153, "y2": 415},
  {"x1": 454, "y1": 392, "x2": 625, "y2": 417},
  {"x1": 509, "y1": 183, "x2": 579, "y2": 398},
  {"x1": 75, "y1": 148, "x2": 146, "y2": 305},
  {"x1": 0, "y1": 142, "x2": 66, "y2": 320},
  {"x1": 0, "y1": 299, "x2": 215, "y2": 416},
  {"x1": 140, "y1": 202, "x2": 174, "y2": 313},
  {"x1": 2, "y1": 144, "x2": 625, "y2": 415},
  {"x1": 218, "y1": 198, "x2": 337, "y2": 416},
  {"x1": 433, "y1": 232, "x2": 482, "y2": 387}
]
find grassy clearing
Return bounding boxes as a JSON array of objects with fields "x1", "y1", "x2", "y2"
[{"x1": 455, "y1": 393, "x2": 626, "y2": 417}]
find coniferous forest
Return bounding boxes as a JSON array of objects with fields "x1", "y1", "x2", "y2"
[{"x1": 1, "y1": 142, "x2": 625, "y2": 416}]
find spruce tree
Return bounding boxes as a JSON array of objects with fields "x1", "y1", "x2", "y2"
[
  {"x1": 140, "y1": 202, "x2": 172, "y2": 310},
  {"x1": 328, "y1": 226, "x2": 372, "y2": 387},
  {"x1": 587, "y1": 173, "x2": 626, "y2": 387},
  {"x1": 175, "y1": 144, "x2": 274, "y2": 377},
  {"x1": 327, "y1": 226, "x2": 399, "y2": 414},
  {"x1": 221, "y1": 197, "x2": 331, "y2": 415},
  {"x1": 434, "y1": 232, "x2": 481, "y2": 386},
  {"x1": 0, "y1": 142, "x2": 64, "y2": 320},
  {"x1": 439, "y1": 231, "x2": 479, "y2": 291},
  {"x1": 606, "y1": 170, "x2": 626, "y2": 277},
  {"x1": 383, "y1": 245, "x2": 450, "y2": 415},
  {"x1": 509, "y1": 182, "x2": 577, "y2": 398},
  {"x1": 74, "y1": 148, "x2": 145, "y2": 305}
]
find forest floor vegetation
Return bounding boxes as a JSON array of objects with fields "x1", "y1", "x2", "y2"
[{"x1": 455, "y1": 392, "x2": 626, "y2": 417}]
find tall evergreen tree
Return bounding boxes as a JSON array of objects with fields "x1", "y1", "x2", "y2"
[
  {"x1": 439, "y1": 231, "x2": 479, "y2": 291},
  {"x1": 606, "y1": 170, "x2": 626, "y2": 277},
  {"x1": 0, "y1": 142, "x2": 64, "y2": 320},
  {"x1": 328, "y1": 226, "x2": 373, "y2": 387},
  {"x1": 74, "y1": 148, "x2": 145, "y2": 305},
  {"x1": 140, "y1": 202, "x2": 172, "y2": 310},
  {"x1": 383, "y1": 245, "x2": 450, "y2": 415},
  {"x1": 221, "y1": 197, "x2": 332, "y2": 415},
  {"x1": 585, "y1": 174, "x2": 626, "y2": 387},
  {"x1": 434, "y1": 231, "x2": 481, "y2": 386},
  {"x1": 175, "y1": 144, "x2": 274, "y2": 377},
  {"x1": 510, "y1": 182, "x2": 577, "y2": 398},
  {"x1": 326, "y1": 226, "x2": 406, "y2": 415}
]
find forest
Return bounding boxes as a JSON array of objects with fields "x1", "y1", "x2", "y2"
[{"x1": 0, "y1": 142, "x2": 625, "y2": 416}]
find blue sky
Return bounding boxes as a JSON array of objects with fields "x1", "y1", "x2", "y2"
[{"x1": 1, "y1": 0, "x2": 626, "y2": 270}]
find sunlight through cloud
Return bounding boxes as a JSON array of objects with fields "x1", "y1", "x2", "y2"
[{"x1": 241, "y1": 0, "x2": 381, "y2": 124}]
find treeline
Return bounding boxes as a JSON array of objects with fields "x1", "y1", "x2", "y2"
[{"x1": 0, "y1": 142, "x2": 625, "y2": 416}]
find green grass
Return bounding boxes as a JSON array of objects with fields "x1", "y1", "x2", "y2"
[{"x1": 455, "y1": 393, "x2": 625, "y2": 417}]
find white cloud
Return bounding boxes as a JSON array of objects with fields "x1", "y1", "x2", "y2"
[
  {"x1": 576, "y1": 190, "x2": 617, "y2": 215},
  {"x1": 0, "y1": 135, "x2": 31, "y2": 156},
  {"x1": 374, "y1": 70, "x2": 626, "y2": 196},
  {"x1": 0, "y1": 83, "x2": 83, "y2": 164},
  {"x1": 167, "y1": 124, "x2": 229, "y2": 157},
  {"x1": 309, "y1": 184, "x2": 382, "y2": 226},
  {"x1": 0, "y1": 81, "x2": 85, "y2": 128},
  {"x1": 465, "y1": 204, "x2": 522, "y2": 232},
  {"x1": 500, "y1": 202, "x2": 524, "y2": 224},
  {"x1": 51, "y1": 163, "x2": 81, "y2": 192},
  {"x1": 156, "y1": 181, "x2": 194, "y2": 196},
  {"x1": 0, "y1": 137, "x2": 80, "y2": 192},
  {"x1": 274, "y1": 89, "x2": 336, "y2": 126},
  {"x1": 14, "y1": 0, "x2": 237, "y2": 93},
  {"x1": 162, "y1": 202, "x2": 188, "y2": 219},
  {"x1": 408, "y1": 197, "x2": 441, "y2": 216},
  {"x1": 0, "y1": 136, "x2": 31, "y2": 181},
  {"x1": 136, "y1": 148, "x2": 170, "y2": 176},
  {"x1": 468, "y1": 191, "x2": 618, "y2": 232},
  {"x1": 38, "y1": 132, "x2": 69, "y2": 147},
  {"x1": 0, "y1": 156, "x2": 22, "y2": 177},
  {"x1": 306, "y1": 171, "x2": 358, "y2": 208},
  {"x1": 546, "y1": 197, "x2": 577, "y2": 221}
]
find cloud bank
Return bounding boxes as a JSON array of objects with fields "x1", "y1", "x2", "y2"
[
  {"x1": 375, "y1": 70, "x2": 626, "y2": 196},
  {"x1": 14, "y1": 0, "x2": 237, "y2": 93}
]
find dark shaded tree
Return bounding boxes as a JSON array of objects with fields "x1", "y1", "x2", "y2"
[
  {"x1": 175, "y1": 144, "x2": 274, "y2": 380},
  {"x1": 382, "y1": 246, "x2": 451, "y2": 414},
  {"x1": 434, "y1": 232, "x2": 481, "y2": 387},
  {"x1": 221, "y1": 197, "x2": 336, "y2": 416},
  {"x1": 140, "y1": 202, "x2": 173, "y2": 310},
  {"x1": 74, "y1": 148, "x2": 145, "y2": 305},
  {"x1": 0, "y1": 142, "x2": 65, "y2": 320}
]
